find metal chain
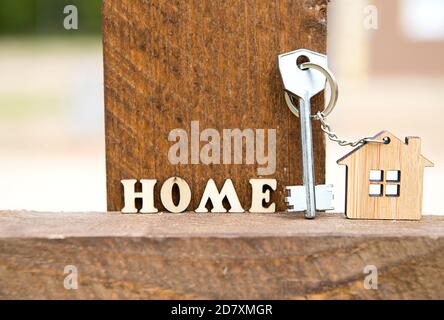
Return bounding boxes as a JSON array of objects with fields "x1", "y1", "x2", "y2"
[{"x1": 316, "y1": 111, "x2": 386, "y2": 147}]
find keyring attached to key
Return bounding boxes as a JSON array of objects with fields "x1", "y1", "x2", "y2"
[
  {"x1": 284, "y1": 60, "x2": 387, "y2": 147},
  {"x1": 284, "y1": 61, "x2": 338, "y2": 121}
]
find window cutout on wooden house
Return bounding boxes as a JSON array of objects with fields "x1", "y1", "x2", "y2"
[
  {"x1": 369, "y1": 184, "x2": 383, "y2": 197},
  {"x1": 386, "y1": 184, "x2": 400, "y2": 197},
  {"x1": 369, "y1": 170, "x2": 383, "y2": 182},
  {"x1": 386, "y1": 170, "x2": 401, "y2": 182}
]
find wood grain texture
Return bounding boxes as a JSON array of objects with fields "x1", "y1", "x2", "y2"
[
  {"x1": 338, "y1": 131, "x2": 434, "y2": 220},
  {"x1": 1, "y1": 211, "x2": 444, "y2": 299},
  {"x1": 103, "y1": 0, "x2": 328, "y2": 211}
]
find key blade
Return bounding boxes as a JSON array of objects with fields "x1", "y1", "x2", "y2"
[
  {"x1": 286, "y1": 184, "x2": 335, "y2": 212},
  {"x1": 315, "y1": 184, "x2": 335, "y2": 211},
  {"x1": 278, "y1": 49, "x2": 328, "y2": 99},
  {"x1": 285, "y1": 186, "x2": 306, "y2": 212}
]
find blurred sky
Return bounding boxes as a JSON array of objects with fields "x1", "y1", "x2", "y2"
[{"x1": 0, "y1": 0, "x2": 443, "y2": 214}]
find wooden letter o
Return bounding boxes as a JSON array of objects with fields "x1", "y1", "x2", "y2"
[{"x1": 160, "y1": 177, "x2": 191, "y2": 213}]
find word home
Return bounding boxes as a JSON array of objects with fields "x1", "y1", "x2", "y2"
[{"x1": 121, "y1": 177, "x2": 277, "y2": 213}]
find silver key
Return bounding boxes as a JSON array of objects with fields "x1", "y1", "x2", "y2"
[{"x1": 278, "y1": 49, "x2": 333, "y2": 219}]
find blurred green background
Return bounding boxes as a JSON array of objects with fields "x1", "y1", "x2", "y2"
[{"x1": 0, "y1": 0, "x2": 101, "y2": 35}]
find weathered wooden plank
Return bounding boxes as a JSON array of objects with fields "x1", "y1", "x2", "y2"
[
  {"x1": 1, "y1": 211, "x2": 443, "y2": 299},
  {"x1": 103, "y1": 0, "x2": 328, "y2": 212}
]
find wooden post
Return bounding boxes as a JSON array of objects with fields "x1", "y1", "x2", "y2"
[{"x1": 103, "y1": 0, "x2": 328, "y2": 211}]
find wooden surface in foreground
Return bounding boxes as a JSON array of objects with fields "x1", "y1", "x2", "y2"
[{"x1": 0, "y1": 211, "x2": 443, "y2": 299}]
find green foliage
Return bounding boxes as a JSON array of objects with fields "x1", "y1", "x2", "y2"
[{"x1": 0, "y1": 0, "x2": 101, "y2": 35}]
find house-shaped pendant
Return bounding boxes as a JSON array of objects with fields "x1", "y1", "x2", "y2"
[{"x1": 337, "y1": 131, "x2": 433, "y2": 220}]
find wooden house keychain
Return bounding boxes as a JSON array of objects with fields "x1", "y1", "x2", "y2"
[{"x1": 278, "y1": 49, "x2": 433, "y2": 220}]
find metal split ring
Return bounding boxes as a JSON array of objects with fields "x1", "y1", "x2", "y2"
[{"x1": 284, "y1": 62, "x2": 339, "y2": 120}]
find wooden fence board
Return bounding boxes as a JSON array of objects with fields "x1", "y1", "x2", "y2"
[{"x1": 103, "y1": 0, "x2": 328, "y2": 211}]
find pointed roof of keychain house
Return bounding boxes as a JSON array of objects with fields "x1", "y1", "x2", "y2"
[{"x1": 336, "y1": 130, "x2": 434, "y2": 167}]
